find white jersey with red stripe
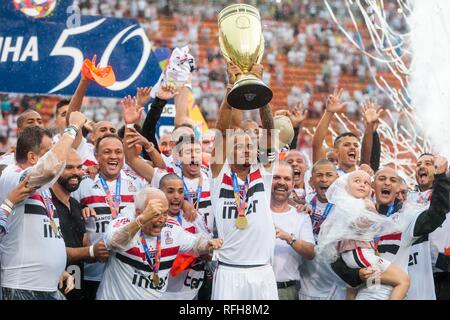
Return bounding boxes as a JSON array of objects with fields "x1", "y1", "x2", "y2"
[
  {"x1": 97, "y1": 211, "x2": 201, "y2": 300},
  {"x1": 356, "y1": 207, "x2": 421, "y2": 300},
  {"x1": 0, "y1": 165, "x2": 66, "y2": 291},
  {"x1": 404, "y1": 189, "x2": 436, "y2": 300},
  {"x1": 210, "y1": 162, "x2": 276, "y2": 265},
  {"x1": 299, "y1": 195, "x2": 346, "y2": 300},
  {"x1": 162, "y1": 213, "x2": 210, "y2": 300},
  {"x1": 71, "y1": 170, "x2": 148, "y2": 281}
]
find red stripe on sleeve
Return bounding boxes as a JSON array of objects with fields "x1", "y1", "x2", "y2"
[{"x1": 379, "y1": 233, "x2": 402, "y2": 241}]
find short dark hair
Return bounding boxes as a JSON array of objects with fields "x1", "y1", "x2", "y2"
[
  {"x1": 334, "y1": 132, "x2": 359, "y2": 148},
  {"x1": 159, "y1": 173, "x2": 182, "y2": 189},
  {"x1": 312, "y1": 159, "x2": 337, "y2": 175},
  {"x1": 117, "y1": 124, "x2": 143, "y2": 140},
  {"x1": 417, "y1": 153, "x2": 434, "y2": 160},
  {"x1": 56, "y1": 99, "x2": 71, "y2": 115},
  {"x1": 95, "y1": 133, "x2": 122, "y2": 153},
  {"x1": 175, "y1": 134, "x2": 199, "y2": 147},
  {"x1": 15, "y1": 126, "x2": 52, "y2": 164}
]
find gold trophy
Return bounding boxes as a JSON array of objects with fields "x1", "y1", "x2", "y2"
[{"x1": 218, "y1": 4, "x2": 273, "y2": 110}]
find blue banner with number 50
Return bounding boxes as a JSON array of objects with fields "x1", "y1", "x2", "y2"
[{"x1": 0, "y1": 0, "x2": 163, "y2": 98}]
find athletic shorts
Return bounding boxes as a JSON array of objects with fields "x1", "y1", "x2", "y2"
[
  {"x1": 212, "y1": 264, "x2": 278, "y2": 300},
  {"x1": 342, "y1": 248, "x2": 391, "y2": 273}
]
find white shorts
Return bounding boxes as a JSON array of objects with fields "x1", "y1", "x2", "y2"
[
  {"x1": 342, "y1": 248, "x2": 391, "y2": 272},
  {"x1": 212, "y1": 264, "x2": 278, "y2": 300}
]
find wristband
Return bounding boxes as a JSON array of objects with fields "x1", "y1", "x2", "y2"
[
  {"x1": 64, "y1": 126, "x2": 77, "y2": 140},
  {"x1": 89, "y1": 245, "x2": 95, "y2": 258},
  {"x1": 69, "y1": 124, "x2": 80, "y2": 133},
  {"x1": 1, "y1": 204, "x2": 12, "y2": 215},
  {"x1": 4, "y1": 198, "x2": 14, "y2": 209}
]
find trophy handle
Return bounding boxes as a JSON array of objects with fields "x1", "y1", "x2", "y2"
[
  {"x1": 255, "y1": 34, "x2": 265, "y2": 64},
  {"x1": 218, "y1": 34, "x2": 232, "y2": 63}
]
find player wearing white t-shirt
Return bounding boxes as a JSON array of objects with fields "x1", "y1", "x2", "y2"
[
  {"x1": 270, "y1": 162, "x2": 315, "y2": 300},
  {"x1": 71, "y1": 134, "x2": 147, "y2": 299},
  {"x1": 298, "y1": 159, "x2": 346, "y2": 300},
  {"x1": 0, "y1": 115, "x2": 86, "y2": 300},
  {"x1": 209, "y1": 78, "x2": 278, "y2": 299},
  {"x1": 96, "y1": 187, "x2": 222, "y2": 300}
]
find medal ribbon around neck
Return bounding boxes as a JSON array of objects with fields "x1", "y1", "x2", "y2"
[
  {"x1": 41, "y1": 190, "x2": 60, "y2": 236},
  {"x1": 231, "y1": 172, "x2": 250, "y2": 220},
  {"x1": 99, "y1": 175, "x2": 121, "y2": 219},
  {"x1": 140, "y1": 231, "x2": 162, "y2": 280}
]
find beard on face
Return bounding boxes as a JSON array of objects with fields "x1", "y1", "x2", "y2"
[{"x1": 57, "y1": 174, "x2": 82, "y2": 192}]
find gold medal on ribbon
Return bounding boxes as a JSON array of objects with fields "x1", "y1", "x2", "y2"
[
  {"x1": 152, "y1": 273, "x2": 160, "y2": 286},
  {"x1": 50, "y1": 220, "x2": 59, "y2": 235},
  {"x1": 235, "y1": 216, "x2": 248, "y2": 230}
]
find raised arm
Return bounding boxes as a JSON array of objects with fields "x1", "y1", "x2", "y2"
[
  {"x1": 65, "y1": 75, "x2": 90, "y2": 127},
  {"x1": 275, "y1": 101, "x2": 308, "y2": 150},
  {"x1": 210, "y1": 62, "x2": 240, "y2": 178},
  {"x1": 121, "y1": 98, "x2": 156, "y2": 183},
  {"x1": 360, "y1": 101, "x2": 382, "y2": 166},
  {"x1": 370, "y1": 131, "x2": 381, "y2": 172},
  {"x1": 26, "y1": 112, "x2": 86, "y2": 188},
  {"x1": 413, "y1": 156, "x2": 450, "y2": 237},
  {"x1": 141, "y1": 83, "x2": 177, "y2": 154},
  {"x1": 174, "y1": 86, "x2": 191, "y2": 126},
  {"x1": 313, "y1": 88, "x2": 345, "y2": 163},
  {"x1": 259, "y1": 104, "x2": 274, "y2": 166}
]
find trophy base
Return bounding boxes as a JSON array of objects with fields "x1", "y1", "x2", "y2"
[{"x1": 227, "y1": 76, "x2": 273, "y2": 110}]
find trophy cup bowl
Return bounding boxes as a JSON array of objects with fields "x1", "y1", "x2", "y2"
[{"x1": 218, "y1": 4, "x2": 273, "y2": 110}]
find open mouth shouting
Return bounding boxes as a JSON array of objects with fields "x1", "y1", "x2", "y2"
[
  {"x1": 347, "y1": 151, "x2": 357, "y2": 163},
  {"x1": 417, "y1": 168, "x2": 429, "y2": 185},
  {"x1": 380, "y1": 187, "x2": 392, "y2": 199},
  {"x1": 293, "y1": 168, "x2": 302, "y2": 181}
]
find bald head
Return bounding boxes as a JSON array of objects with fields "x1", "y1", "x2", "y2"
[
  {"x1": 374, "y1": 167, "x2": 399, "y2": 180},
  {"x1": 134, "y1": 187, "x2": 168, "y2": 212}
]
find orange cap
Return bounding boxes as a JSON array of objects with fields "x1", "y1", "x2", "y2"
[{"x1": 82, "y1": 55, "x2": 116, "y2": 87}]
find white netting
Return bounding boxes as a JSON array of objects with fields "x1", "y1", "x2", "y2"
[{"x1": 314, "y1": 174, "x2": 413, "y2": 263}]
